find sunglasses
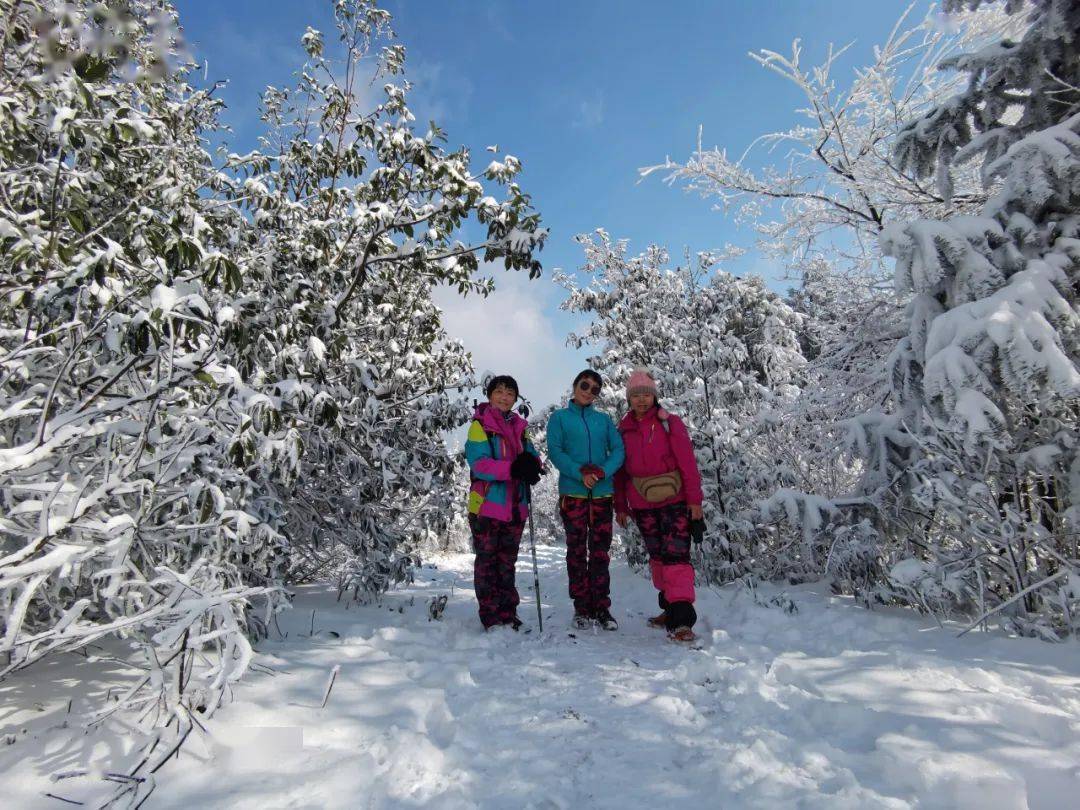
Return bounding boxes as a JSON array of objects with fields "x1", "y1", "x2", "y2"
[{"x1": 577, "y1": 381, "x2": 601, "y2": 395}]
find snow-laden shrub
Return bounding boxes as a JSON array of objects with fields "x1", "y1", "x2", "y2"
[{"x1": 0, "y1": 0, "x2": 545, "y2": 800}]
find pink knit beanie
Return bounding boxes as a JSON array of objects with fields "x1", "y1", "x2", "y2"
[{"x1": 626, "y1": 369, "x2": 658, "y2": 399}]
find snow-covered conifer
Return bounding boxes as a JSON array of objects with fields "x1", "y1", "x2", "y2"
[
  {"x1": 869, "y1": 0, "x2": 1080, "y2": 636},
  {"x1": 646, "y1": 6, "x2": 1026, "y2": 551}
]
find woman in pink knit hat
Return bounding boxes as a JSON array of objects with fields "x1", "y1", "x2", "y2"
[{"x1": 614, "y1": 369, "x2": 704, "y2": 643}]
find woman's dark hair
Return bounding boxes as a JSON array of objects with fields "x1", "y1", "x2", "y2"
[
  {"x1": 572, "y1": 369, "x2": 602, "y2": 390},
  {"x1": 486, "y1": 374, "x2": 519, "y2": 398}
]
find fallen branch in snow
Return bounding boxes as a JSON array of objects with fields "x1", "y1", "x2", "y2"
[
  {"x1": 43, "y1": 793, "x2": 84, "y2": 806},
  {"x1": 321, "y1": 664, "x2": 341, "y2": 708},
  {"x1": 957, "y1": 571, "x2": 1070, "y2": 638}
]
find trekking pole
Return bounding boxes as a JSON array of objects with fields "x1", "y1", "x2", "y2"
[{"x1": 525, "y1": 485, "x2": 543, "y2": 633}]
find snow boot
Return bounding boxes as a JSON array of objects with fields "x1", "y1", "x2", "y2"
[
  {"x1": 573, "y1": 612, "x2": 594, "y2": 629},
  {"x1": 595, "y1": 609, "x2": 618, "y2": 631},
  {"x1": 669, "y1": 626, "x2": 697, "y2": 643},
  {"x1": 667, "y1": 600, "x2": 697, "y2": 630},
  {"x1": 509, "y1": 616, "x2": 530, "y2": 633},
  {"x1": 647, "y1": 611, "x2": 668, "y2": 628}
]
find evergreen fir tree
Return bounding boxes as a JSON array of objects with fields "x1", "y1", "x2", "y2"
[{"x1": 847, "y1": 0, "x2": 1080, "y2": 635}]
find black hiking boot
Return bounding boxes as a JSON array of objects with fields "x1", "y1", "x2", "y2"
[
  {"x1": 573, "y1": 612, "x2": 594, "y2": 629},
  {"x1": 595, "y1": 609, "x2": 618, "y2": 631}
]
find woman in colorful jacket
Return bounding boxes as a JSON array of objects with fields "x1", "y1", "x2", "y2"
[
  {"x1": 614, "y1": 369, "x2": 704, "y2": 643},
  {"x1": 465, "y1": 375, "x2": 543, "y2": 631},
  {"x1": 545, "y1": 369, "x2": 626, "y2": 630}
]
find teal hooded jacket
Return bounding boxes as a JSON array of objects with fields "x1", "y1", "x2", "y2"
[{"x1": 545, "y1": 400, "x2": 625, "y2": 498}]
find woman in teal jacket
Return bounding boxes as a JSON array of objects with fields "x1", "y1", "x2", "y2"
[{"x1": 545, "y1": 369, "x2": 625, "y2": 629}]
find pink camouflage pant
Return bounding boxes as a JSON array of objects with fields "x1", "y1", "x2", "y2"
[
  {"x1": 632, "y1": 502, "x2": 697, "y2": 628},
  {"x1": 469, "y1": 514, "x2": 525, "y2": 628}
]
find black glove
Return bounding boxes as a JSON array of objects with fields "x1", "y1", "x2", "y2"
[
  {"x1": 689, "y1": 518, "x2": 706, "y2": 545},
  {"x1": 525, "y1": 456, "x2": 544, "y2": 485},
  {"x1": 510, "y1": 452, "x2": 542, "y2": 486}
]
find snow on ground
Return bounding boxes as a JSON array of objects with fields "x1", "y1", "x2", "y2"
[{"x1": 4, "y1": 545, "x2": 1080, "y2": 809}]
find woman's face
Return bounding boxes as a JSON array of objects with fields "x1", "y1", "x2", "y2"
[
  {"x1": 572, "y1": 376, "x2": 601, "y2": 407},
  {"x1": 629, "y1": 391, "x2": 655, "y2": 417},
  {"x1": 488, "y1": 384, "x2": 517, "y2": 413}
]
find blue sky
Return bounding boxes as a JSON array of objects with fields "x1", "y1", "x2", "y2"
[{"x1": 175, "y1": 0, "x2": 923, "y2": 410}]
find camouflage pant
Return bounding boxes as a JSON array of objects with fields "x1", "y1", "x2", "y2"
[
  {"x1": 560, "y1": 495, "x2": 614, "y2": 615},
  {"x1": 633, "y1": 502, "x2": 697, "y2": 628},
  {"x1": 469, "y1": 515, "x2": 524, "y2": 629}
]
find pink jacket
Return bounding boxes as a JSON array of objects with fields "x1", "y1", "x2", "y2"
[
  {"x1": 614, "y1": 408, "x2": 703, "y2": 514},
  {"x1": 465, "y1": 403, "x2": 536, "y2": 522}
]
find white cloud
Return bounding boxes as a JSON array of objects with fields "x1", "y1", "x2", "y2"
[
  {"x1": 484, "y1": 1, "x2": 514, "y2": 42},
  {"x1": 404, "y1": 58, "x2": 474, "y2": 125},
  {"x1": 433, "y1": 269, "x2": 588, "y2": 416},
  {"x1": 193, "y1": 17, "x2": 300, "y2": 91},
  {"x1": 572, "y1": 92, "x2": 605, "y2": 129}
]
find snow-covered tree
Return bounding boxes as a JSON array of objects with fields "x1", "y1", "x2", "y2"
[
  {"x1": 0, "y1": 4, "x2": 283, "y2": 787},
  {"x1": 645, "y1": 5, "x2": 1026, "y2": 522},
  {"x1": 223, "y1": 4, "x2": 544, "y2": 599},
  {"x1": 557, "y1": 231, "x2": 807, "y2": 583},
  {"x1": 635, "y1": 2, "x2": 1080, "y2": 637},
  {"x1": 645, "y1": 4, "x2": 1019, "y2": 285},
  {"x1": 867, "y1": 0, "x2": 1080, "y2": 637},
  {"x1": 0, "y1": 0, "x2": 545, "y2": 800}
]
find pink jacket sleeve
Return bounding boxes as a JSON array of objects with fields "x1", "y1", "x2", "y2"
[
  {"x1": 472, "y1": 456, "x2": 512, "y2": 481},
  {"x1": 667, "y1": 415, "x2": 703, "y2": 506},
  {"x1": 465, "y1": 422, "x2": 513, "y2": 481}
]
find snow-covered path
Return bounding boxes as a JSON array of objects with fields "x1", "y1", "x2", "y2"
[
  {"x1": 159, "y1": 545, "x2": 1080, "y2": 810},
  {"x1": 7, "y1": 545, "x2": 1080, "y2": 808}
]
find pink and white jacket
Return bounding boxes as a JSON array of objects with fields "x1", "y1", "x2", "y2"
[{"x1": 614, "y1": 408, "x2": 703, "y2": 514}]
